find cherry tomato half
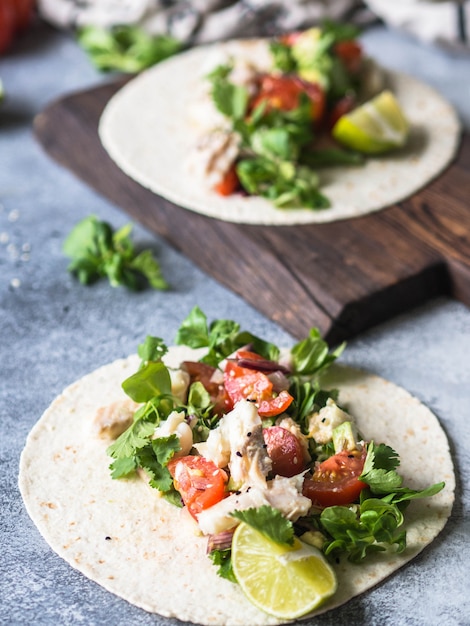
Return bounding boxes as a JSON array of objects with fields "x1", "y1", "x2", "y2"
[
  {"x1": 302, "y1": 449, "x2": 367, "y2": 508},
  {"x1": 250, "y1": 74, "x2": 326, "y2": 123},
  {"x1": 213, "y1": 164, "x2": 240, "y2": 196},
  {"x1": 224, "y1": 356, "x2": 293, "y2": 417},
  {"x1": 263, "y1": 426, "x2": 305, "y2": 477},
  {"x1": 167, "y1": 455, "x2": 227, "y2": 519}
]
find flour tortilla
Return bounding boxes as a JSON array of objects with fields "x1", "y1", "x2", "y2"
[
  {"x1": 98, "y1": 39, "x2": 461, "y2": 226},
  {"x1": 19, "y1": 346, "x2": 454, "y2": 625}
]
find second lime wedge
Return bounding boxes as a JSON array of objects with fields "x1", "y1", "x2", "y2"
[
  {"x1": 231, "y1": 522, "x2": 337, "y2": 620},
  {"x1": 332, "y1": 90, "x2": 409, "y2": 154}
]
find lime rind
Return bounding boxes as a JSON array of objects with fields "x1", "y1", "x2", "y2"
[
  {"x1": 332, "y1": 90, "x2": 409, "y2": 154},
  {"x1": 232, "y1": 523, "x2": 337, "y2": 620}
]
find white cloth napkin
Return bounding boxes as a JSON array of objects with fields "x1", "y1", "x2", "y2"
[{"x1": 37, "y1": 0, "x2": 470, "y2": 50}]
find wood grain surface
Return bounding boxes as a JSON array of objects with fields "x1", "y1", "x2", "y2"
[{"x1": 34, "y1": 79, "x2": 470, "y2": 344}]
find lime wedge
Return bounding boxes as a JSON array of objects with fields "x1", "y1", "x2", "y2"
[
  {"x1": 0, "y1": 79, "x2": 4, "y2": 103},
  {"x1": 332, "y1": 90, "x2": 409, "y2": 154},
  {"x1": 231, "y1": 522, "x2": 337, "y2": 619}
]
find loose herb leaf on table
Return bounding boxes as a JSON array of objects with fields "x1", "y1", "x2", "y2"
[{"x1": 63, "y1": 215, "x2": 168, "y2": 291}]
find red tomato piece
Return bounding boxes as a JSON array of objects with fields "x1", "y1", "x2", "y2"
[
  {"x1": 258, "y1": 390, "x2": 294, "y2": 417},
  {"x1": 263, "y1": 426, "x2": 305, "y2": 477},
  {"x1": 333, "y1": 40, "x2": 363, "y2": 74},
  {"x1": 167, "y1": 455, "x2": 227, "y2": 519},
  {"x1": 224, "y1": 353, "x2": 293, "y2": 417},
  {"x1": 233, "y1": 349, "x2": 266, "y2": 362},
  {"x1": 213, "y1": 164, "x2": 240, "y2": 196},
  {"x1": 224, "y1": 361, "x2": 273, "y2": 404},
  {"x1": 182, "y1": 361, "x2": 232, "y2": 416},
  {"x1": 0, "y1": 1, "x2": 16, "y2": 54},
  {"x1": 250, "y1": 74, "x2": 326, "y2": 123},
  {"x1": 302, "y1": 449, "x2": 367, "y2": 508}
]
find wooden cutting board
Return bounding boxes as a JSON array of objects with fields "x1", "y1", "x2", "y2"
[{"x1": 34, "y1": 79, "x2": 470, "y2": 344}]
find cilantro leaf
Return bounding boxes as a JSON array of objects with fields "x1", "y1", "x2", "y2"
[
  {"x1": 136, "y1": 436, "x2": 181, "y2": 492},
  {"x1": 107, "y1": 418, "x2": 156, "y2": 478},
  {"x1": 232, "y1": 506, "x2": 295, "y2": 546},
  {"x1": 77, "y1": 25, "x2": 182, "y2": 73},
  {"x1": 63, "y1": 215, "x2": 168, "y2": 291},
  {"x1": 208, "y1": 549, "x2": 237, "y2": 583}
]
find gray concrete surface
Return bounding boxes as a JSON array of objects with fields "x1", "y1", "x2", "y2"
[{"x1": 1, "y1": 19, "x2": 469, "y2": 626}]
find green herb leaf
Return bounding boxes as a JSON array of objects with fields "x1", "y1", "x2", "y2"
[
  {"x1": 137, "y1": 336, "x2": 168, "y2": 365},
  {"x1": 269, "y1": 40, "x2": 297, "y2": 73},
  {"x1": 107, "y1": 418, "x2": 156, "y2": 477},
  {"x1": 232, "y1": 506, "x2": 295, "y2": 546},
  {"x1": 122, "y1": 361, "x2": 172, "y2": 403},
  {"x1": 291, "y1": 328, "x2": 345, "y2": 376},
  {"x1": 175, "y1": 306, "x2": 280, "y2": 366},
  {"x1": 136, "y1": 436, "x2": 181, "y2": 491},
  {"x1": 77, "y1": 25, "x2": 182, "y2": 73},
  {"x1": 63, "y1": 215, "x2": 168, "y2": 291},
  {"x1": 175, "y1": 306, "x2": 211, "y2": 348},
  {"x1": 208, "y1": 549, "x2": 237, "y2": 583}
]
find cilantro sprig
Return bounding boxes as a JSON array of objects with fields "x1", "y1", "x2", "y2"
[
  {"x1": 232, "y1": 506, "x2": 295, "y2": 546},
  {"x1": 63, "y1": 215, "x2": 168, "y2": 291},
  {"x1": 77, "y1": 25, "x2": 182, "y2": 73}
]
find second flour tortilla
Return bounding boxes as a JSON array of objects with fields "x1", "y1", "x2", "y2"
[
  {"x1": 98, "y1": 39, "x2": 461, "y2": 226},
  {"x1": 19, "y1": 347, "x2": 455, "y2": 625}
]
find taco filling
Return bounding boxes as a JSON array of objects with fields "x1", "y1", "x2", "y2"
[
  {"x1": 19, "y1": 308, "x2": 454, "y2": 624},
  {"x1": 99, "y1": 28, "x2": 460, "y2": 225},
  {"x1": 187, "y1": 22, "x2": 402, "y2": 209}
]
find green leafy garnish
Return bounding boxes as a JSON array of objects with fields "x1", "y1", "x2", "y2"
[
  {"x1": 77, "y1": 25, "x2": 182, "y2": 73},
  {"x1": 291, "y1": 327, "x2": 345, "y2": 376},
  {"x1": 207, "y1": 68, "x2": 329, "y2": 210},
  {"x1": 208, "y1": 549, "x2": 237, "y2": 583},
  {"x1": 175, "y1": 306, "x2": 279, "y2": 366},
  {"x1": 63, "y1": 215, "x2": 168, "y2": 291},
  {"x1": 232, "y1": 506, "x2": 295, "y2": 546},
  {"x1": 313, "y1": 442, "x2": 445, "y2": 562}
]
